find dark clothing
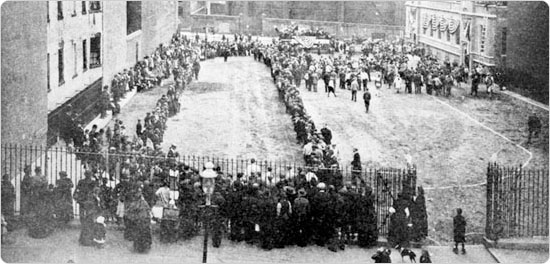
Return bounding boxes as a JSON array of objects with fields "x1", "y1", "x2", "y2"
[
  {"x1": 79, "y1": 195, "x2": 102, "y2": 246},
  {"x1": 54, "y1": 178, "x2": 74, "y2": 224},
  {"x1": 363, "y1": 91, "x2": 371, "y2": 113},
  {"x1": 453, "y1": 214, "x2": 466, "y2": 243},
  {"x1": 20, "y1": 175, "x2": 33, "y2": 215},
  {"x1": 1, "y1": 179, "x2": 15, "y2": 218},
  {"x1": 127, "y1": 198, "x2": 152, "y2": 253},
  {"x1": 320, "y1": 127, "x2": 332, "y2": 145}
]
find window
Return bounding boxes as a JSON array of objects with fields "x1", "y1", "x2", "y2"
[
  {"x1": 90, "y1": 34, "x2": 101, "y2": 68},
  {"x1": 90, "y1": 1, "x2": 101, "y2": 13},
  {"x1": 455, "y1": 27, "x2": 460, "y2": 45},
  {"x1": 57, "y1": 1, "x2": 63, "y2": 20},
  {"x1": 430, "y1": 28, "x2": 433, "y2": 37},
  {"x1": 47, "y1": 53, "x2": 51, "y2": 92},
  {"x1": 126, "y1": 1, "x2": 142, "y2": 35},
  {"x1": 72, "y1": 1, "x2": 77, "y2": 16},
  {"x1": 480, "y1": 25, "x2": 486, "y2": 53},
  {"x1": 83, "y1": 39, "x2": 88, "y2": 71},
  {"x1": 47, "y1": 1, "x2": 50, "y2": 23},
  {"x1": 438, "y1": 29, "x2": 441, "y2": 39},
  {"x1": 446, "y1": 30, "x2": 450, "y2": 42},
  {"x1": 73, "y1": 42, "x2": 78, "y2": 78},
  {"x1": 501, "y1": 27, "x2": 507, "y2": 55},
  {"x1": 82, "y1": 1, "x2": 87, "y2": 14},
  {"x1": 58, "y1": 42, "x2": 65, "y2": 86}
]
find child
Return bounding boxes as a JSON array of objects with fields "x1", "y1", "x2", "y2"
[
  {"x1": 453, "y1": 208, "x2": 466, "y2": 254},
  {"x1": 93, "y1": 216, "x2": 107, "y2": 248}
]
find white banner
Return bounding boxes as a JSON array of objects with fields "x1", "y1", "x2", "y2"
[{"x1": 294, "y1": 36, "x2": 316, "y2": 48}]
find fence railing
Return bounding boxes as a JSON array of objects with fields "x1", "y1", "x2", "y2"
[
  {"x1": 1, "y1": 144, "x2": 416, "y2": 236},
  {"x1": 486, "y1": 163, "x2": 549, "y2": 239}
]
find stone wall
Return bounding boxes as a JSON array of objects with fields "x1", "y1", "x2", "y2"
[{"x1": 1, "y1": 1, "x2": 48, "y2": 146}]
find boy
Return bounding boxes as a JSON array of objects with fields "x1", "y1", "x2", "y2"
[{"x1": 453, "y1": 208, "x2": 466, "y2": 254}]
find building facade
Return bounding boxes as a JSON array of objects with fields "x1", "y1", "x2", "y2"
[
  {"x1": 182, "y1": 1, "x2": 406, "y2": 39},
  {"x1": 405, "y1": 1, "x2": 508, "y2": 68},
  {"x1": 1, "y1": 1, "x2": 178, "y2": 147}
]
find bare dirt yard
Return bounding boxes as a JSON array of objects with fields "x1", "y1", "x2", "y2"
[
  {"x1": 300, "y1": 68, "x2": 548, "y2": 243},
  {"x1": 115, "y1": 55, "x2": 548, "y2": 243}
]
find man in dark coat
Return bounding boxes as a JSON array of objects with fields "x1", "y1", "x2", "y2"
[
  {"x1": 320, "y1": 124, "x2": 332, "y2": 145},
  {"x1": 410, "y1": 186, "x2": 428, "y2": 241},
  {"x1": 363, "y1": 89, "x2": 372, "y2": 113},
  {"x1": 351, "y1": 148, "x2": 362, "y2": 185},
  {"x1": 527, "y1": 112, "x2": 542, "y2": 144},
  {"x1": 453, "y1": 208, "x2": 466, "y2": 254},
  {"x1": 211, "y1": 192, "x2": 226, "y2": 248},
  {"x1": 20, "y1": 165, "x2": 33, "y2": 216},
  {"x1": 292, "y1": 188, "x2": 311, "y2": 247},
  {"x1": 357, "y1": 186, "x2": 377, "y2": 247},
  {"x1": 192, "y1": 60, "x2": 201, "y2": 80},
  {"x1": 310, "y1": 183, "x2": 335, "y2": 248},
  {"x1": 74, "y1": 171, "x2": 97, "y2": 227}
]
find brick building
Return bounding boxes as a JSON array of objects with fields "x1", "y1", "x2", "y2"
[
  {"x1": 182, "y1": 1, "x2": 405, "y2": 39},
  {"x1": 1, "y1": 1, "x2": 178, "y2": 147}
]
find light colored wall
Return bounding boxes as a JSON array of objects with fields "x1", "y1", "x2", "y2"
[{"x1": 46, "y1": 1, "x2": 103, "y2": 111}]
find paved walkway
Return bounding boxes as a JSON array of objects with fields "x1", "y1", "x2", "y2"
[{"x1": 1, "y1": 227, "x2": 500, "y2": 263}]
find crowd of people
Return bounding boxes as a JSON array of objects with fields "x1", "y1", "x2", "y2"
[{"x1": 2, "y1": 31, "x2": 435, "y2": 256}]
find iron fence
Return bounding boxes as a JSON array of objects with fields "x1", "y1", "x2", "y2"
[
  {"x1": 1, "y1": 144, "x2": 416, "y2": 236},
  {"x1": 486, "y1": 163, "x2": 549, "y2": 239}
]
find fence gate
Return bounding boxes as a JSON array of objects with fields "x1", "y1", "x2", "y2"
[
  {"x1": 1, "y1": 144, "x2": 416, "y2": 237},
  {"x1": 486, "y1": 163, "x2": 549, "y2": 239}
]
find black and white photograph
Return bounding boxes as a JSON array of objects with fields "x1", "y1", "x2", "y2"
[{"x1": 1, "y1": 1, "x2": 549, "y2": 263}]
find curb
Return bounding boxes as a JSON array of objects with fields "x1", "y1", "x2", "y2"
[{"x1": 483, "y1": 236, "x2": 549, "y2": 252}]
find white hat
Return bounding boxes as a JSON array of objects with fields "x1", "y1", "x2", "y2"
[
  {"x1": 96, "y1": 216, "x2": 105, "y2": 224},
  {"x1": 204, "y1": 162, "x2": 214, "y2": 169},
  {"x1": 317, "y1": 182, "x2": 326, "y2": 189}
]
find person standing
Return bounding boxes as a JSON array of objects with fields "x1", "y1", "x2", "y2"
[
  {"x1": 363, "y1": 89, "x2": 372, "y2": 113},
  {"x1": 192, "y1": 60, "x2": 201, "y2": 80},
  {"x1": 74, "y1": 171, "x2": 98, "y2": 241},
  {"x1": 127, "y1": 189, "x2": 152, "y2": 253},
  {"x1": 293, "y1": 188, "x2": 310, "y2": 247},
  {"x1": 79, "y1": 187, "x2": 103, "y2": 246},
  {"x1": 54, "y1": 171, "x2": 74, "y2": 226},
  {"x1": 527, "y1": 112, "x2": 542, "y2": 144},
  {"x1": 320, "y1": 124, "x2": 332, "y2": 145},
  {"x1": 1, "y1": 174, "x2": 15, "y2": 225},
  {"x1": 351, "y1": 148, "x2": 362, "y2": 185},
  {"x1": 350, "y1": 77, "x2": 359, "y2": 102},
  {"x1": 471, "y1": 72, "x2": 480, "y2": 97},
  {"x1": 20, "y1": 165, "x2": 33, "y2": 217},
  {"x1": 453, "y1": 208, "x2": 466, "y2": 254}
]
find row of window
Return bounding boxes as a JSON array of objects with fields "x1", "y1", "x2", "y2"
[
  {"x1": 48, "y1": 35, "x2": 101, "y2": 92},
  {"x1": 47, "y1": 1, "x2": 101, "y2": 22},
  {"x1": 423, "y1": 27, "x2": 461, "y2": 45}
]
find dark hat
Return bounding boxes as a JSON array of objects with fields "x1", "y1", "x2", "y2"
[{"x1": 59, "y1": 171, "x2": 68, "y2": 177}]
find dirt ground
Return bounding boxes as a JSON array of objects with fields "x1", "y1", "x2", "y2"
[
  {"x1": 112, "y1": 54, "x2": 548, "y2": 244},
  {"x1": 300, "y1": 68, "x2": 548, "y2": 243}
]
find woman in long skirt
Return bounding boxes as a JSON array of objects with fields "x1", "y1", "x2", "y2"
[{"x1": 127, "y1": 190, "x2": 152, "y2": 253}]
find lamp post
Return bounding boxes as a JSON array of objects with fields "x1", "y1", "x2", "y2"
[{"x1": 199, "y1": 162, "x2": 217, "y2": 263}]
